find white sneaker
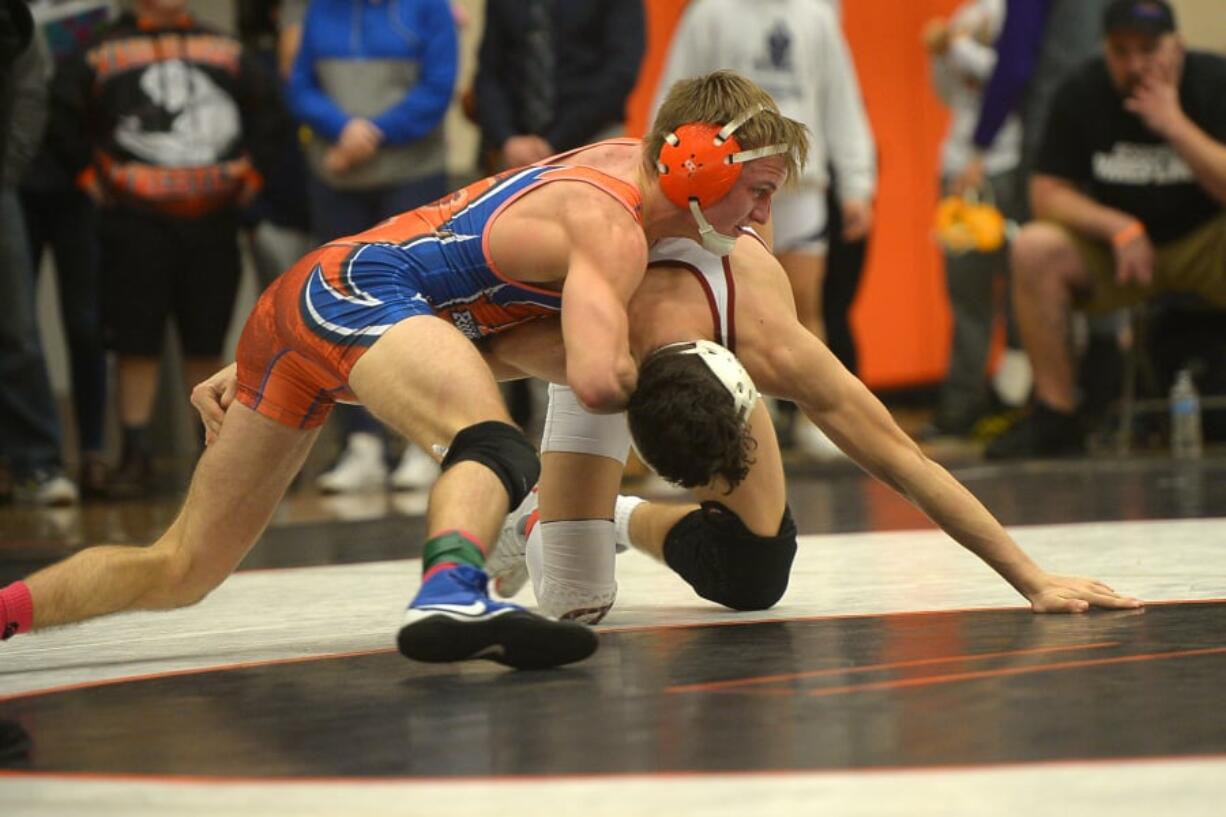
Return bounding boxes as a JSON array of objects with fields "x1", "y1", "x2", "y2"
[
  {"x1": 992, "y1": 349, "x2": 1033, "y2": 408},
  {"x1": 13, "y1": 470, "x2": 80, "y2": 506},
  {"x1": 316, "y1": 432, "x2": 388, "y2": 493},
  {"x1": 390, "y1": 445, "x2": 440, "y2": 491},
  {"x1": 793, "y1": 419, "x2": 846, "y2": 461},
  {"x1": 487, "y1": 486, "x2": 538, "y2": 598}
]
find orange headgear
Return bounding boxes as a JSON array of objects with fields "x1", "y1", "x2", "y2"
[{"x1": 656, "y1": 104, "x2": 788, "y2": 209}]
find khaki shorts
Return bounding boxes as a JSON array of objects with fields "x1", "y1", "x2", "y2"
[{"x1": 1056, "y1": 210, "x2": 1226, "y2": 314}]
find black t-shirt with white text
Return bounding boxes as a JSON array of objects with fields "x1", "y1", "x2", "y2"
[{"x1": 1035, "y1": 51, "x2": 1226, "y2": 244}]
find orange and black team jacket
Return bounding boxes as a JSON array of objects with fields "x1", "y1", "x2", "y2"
[{"x1": 46, "y1": 12, "x2": 285, "y2": 218}]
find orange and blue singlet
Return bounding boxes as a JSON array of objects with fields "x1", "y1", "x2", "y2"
[{"x1": 235, "y1": 159, "x2": 643, "y2": 429}]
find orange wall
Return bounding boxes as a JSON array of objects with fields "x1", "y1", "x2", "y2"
[{"x1": 626, "y1": 0, "x2": 964, "y2": 389}]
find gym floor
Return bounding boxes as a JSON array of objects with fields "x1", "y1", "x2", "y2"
[{"x1": 2, "y1": 455, "x2": 1224, "y2": 816}]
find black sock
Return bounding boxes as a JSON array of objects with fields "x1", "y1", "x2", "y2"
[{"x1": 122, "y1": 425, "x2": 152, "y2": 462}]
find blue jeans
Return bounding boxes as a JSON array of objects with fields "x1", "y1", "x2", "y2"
[
  {"x1": 0, "y1": 188, "x2": 64, "y2": 477},
  {"x1": 307, "y1": 173, "x2": 449, "y2": 439}
]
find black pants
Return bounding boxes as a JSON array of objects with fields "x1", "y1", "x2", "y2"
[{"x1": 823, "y1": 176, "x2": 868, "y2": 376}]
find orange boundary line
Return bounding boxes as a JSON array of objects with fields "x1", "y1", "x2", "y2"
[
  {"x1": 804, "y1": 645, "x2": 1226, "y2": 699},
  {"x1": 667, "y1": 641, "x2": 1120, "y2": 694}
]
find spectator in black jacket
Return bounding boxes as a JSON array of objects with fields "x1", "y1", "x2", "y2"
[
  {"x1": 48, "y1": 0, "x2": 285, "y2": 497},
  {"x1": 474, "y1": 0, "x2": 645, "y2": 170}
]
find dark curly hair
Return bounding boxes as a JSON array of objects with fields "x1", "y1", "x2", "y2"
[{"x1": 627, "y1": 348, "x2": 756, "y2": 490}]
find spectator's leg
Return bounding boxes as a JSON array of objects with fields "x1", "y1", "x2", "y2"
[
  {"x1": 937, "y1": 241, "x2": 997, "y2": 433},
  {"x1": 46, "y1": 189, "x2": 108, "y2": 478},
  {"x1": 174, "y1": 212, "x2": 243, "y2": 446},
  {"x1": 0, "y1": 188, "x2": 71, "y2": 502},
  {"x1": 823, "y1": 182, "x2": 867, "y2": 375},
  {"x1": 1010, "y1": 222, "x2": 1087, "y2": 413},
  {"x1": 101, "y1": 208, "x2": 171, "y2": 496}
]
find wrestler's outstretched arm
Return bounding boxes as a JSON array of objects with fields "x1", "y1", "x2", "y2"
[{"x1": 733, "y1": 244, "x2": 1142, "y2": 614}]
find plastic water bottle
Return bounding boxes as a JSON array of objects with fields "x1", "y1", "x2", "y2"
[{"x1": 1169, "y1": 369, "x2": 1203, "y2": 459}]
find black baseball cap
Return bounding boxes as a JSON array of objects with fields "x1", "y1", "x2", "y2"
[{"x1": 1103, "y1": 0, "x2": 1177, "y2": 37}]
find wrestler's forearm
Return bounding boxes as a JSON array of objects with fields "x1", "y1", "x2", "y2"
[
  {"x1": 892, "y1": 454, "x2": 1048, "y2": 599},
  {"x1": 811, "y1": 387, "x2": 1048, "y2": 600}
]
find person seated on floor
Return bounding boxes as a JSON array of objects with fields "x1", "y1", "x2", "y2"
[{"x1": 986, "y1": 0, "x2": 1226, "y2": 459}]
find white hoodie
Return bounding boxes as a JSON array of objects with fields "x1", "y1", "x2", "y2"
[{"x1": 652, "y1": 0, "x2": 876, "y2": 203}]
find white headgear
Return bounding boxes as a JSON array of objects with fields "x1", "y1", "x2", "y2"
[{"x1": 655, "y1": 340, "x2": 759, "y2": 425}]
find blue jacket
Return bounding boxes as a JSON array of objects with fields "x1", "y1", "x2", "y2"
[{"x1": 287, "y1": 0, "x2": 457, "y2": 146}]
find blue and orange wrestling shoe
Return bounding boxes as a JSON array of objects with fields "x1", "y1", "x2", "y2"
[{"x1": 397, "y1": 565, "x2": 598, "y2": 670}]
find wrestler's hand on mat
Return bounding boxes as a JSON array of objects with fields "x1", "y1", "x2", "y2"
[
  {"x1": 1026, "y1": 575, "x2": 1143, "y2": 614},
  {"x1": 191, "y1": 362, "x2": 239, "y2": 446}
]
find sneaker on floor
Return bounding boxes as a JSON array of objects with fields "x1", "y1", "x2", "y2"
[
  {"x1": 984, "y1": 403, "x2": 1084, "y2": 461},
  {"x1": 316, "y1": 432, "x2": 388, "y2": 494},
  {"x1": 398, "y1": 564, "x2": 597, "y2": 670},
  {"x1": 390, "y1": 445, "x2": 440, "y2": 491},
  {"x1": 487, "y1": 487, "x2": 538, "y2": 598},
  {"x1": 12, "y1": 469, "x2": 79, "y2": 506}
]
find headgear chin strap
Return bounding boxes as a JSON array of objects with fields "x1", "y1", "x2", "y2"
[
  {"x1": 656, "y1": 105, "x2": 788, "y2": 257},
  {"x1": 655, "y1": 340, "x2": 759, "y2": 425}
]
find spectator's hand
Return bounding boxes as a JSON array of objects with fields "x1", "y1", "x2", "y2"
[
  {"x1": 922, "y1": 18, "x2": 951, "y2": 55},
  {"x1": 1124, "y1": 38, "x2": 1187, "y2": 138},
  {"x1": 323, "y1": 145, "x2": 352, "y2": 175},
  {"x1": 952, "y1": 154, "x2": 985, "y2": 196},
  {"x1": 502, "y1": 135, "x2": 554, "y2": 168},
  {"x1": 336, "y1": 118, "x2": 384, "y2": 167},
  {"x1": 841, "y1": 199, "x2": 874, "y2": 242},
  {"x1": 1113, "y1": 224, "x2": 1156, "y2": 287},
  {"x1": 1026, "y1": 574, "x2": 1143, "y2": 614},
  {"x1": 191, "y1": 362, "x2": 239, "y2": 446}
]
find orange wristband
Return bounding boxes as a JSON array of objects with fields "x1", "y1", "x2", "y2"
[{"x1": 1112, "y1": 221, "x2": 1145, "y2": 248}]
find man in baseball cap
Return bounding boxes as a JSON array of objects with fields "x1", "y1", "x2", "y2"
[
  {"x1": 987, "y1": 0, "x2": 1226, "y2": 460},
  {"x1": 1102, "y1": 0, "x2": 1176, "y2": 39}
]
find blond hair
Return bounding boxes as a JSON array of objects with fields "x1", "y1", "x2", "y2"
[{"x1": 644, "y1": 70, "x2": 810, "y2": 183}]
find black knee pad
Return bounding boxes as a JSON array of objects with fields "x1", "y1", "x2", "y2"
[
  {"x1": 662, "y1": 502, "x2": 797, "y2": 611},
  {"x1": 440, "y1": 421, "x2": 539, "y2": 509}
]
